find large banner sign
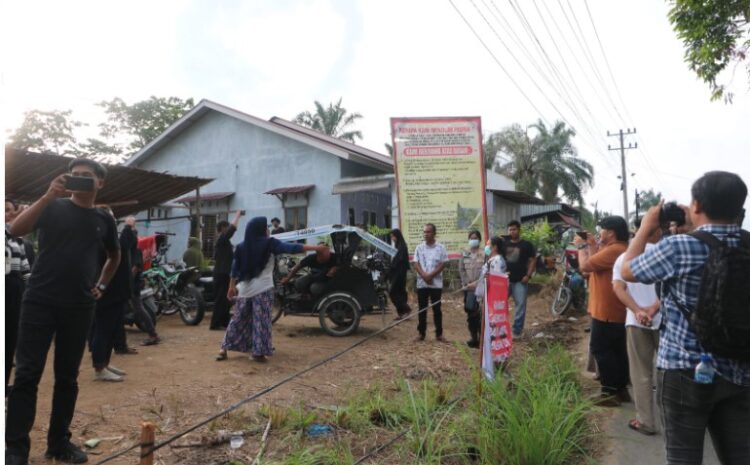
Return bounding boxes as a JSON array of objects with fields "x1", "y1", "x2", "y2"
[
  {"x1": 481, "y1": 272, "x2": 512, "y2": 380},
  {"x1": 391, "y1": 117, "x2": 488, "y2": 258}
]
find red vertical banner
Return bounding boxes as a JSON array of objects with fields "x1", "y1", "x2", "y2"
[{"x1": 484, "y1": 272, "x2": 512, "y2": 367}]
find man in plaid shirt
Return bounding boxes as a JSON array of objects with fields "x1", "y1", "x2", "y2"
[{"x1": 622, "y1": 171, "x2": 750, "y2": 465}]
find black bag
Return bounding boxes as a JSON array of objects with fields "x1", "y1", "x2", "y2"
[
  {"x1": 677, "y1": 230, "x2": 750, "y2": 362},
  {"x1": 464, "y1": 290, "x2": 479, "y2": 313}
]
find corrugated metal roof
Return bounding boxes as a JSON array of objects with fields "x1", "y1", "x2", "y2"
[
  {"x1": 5, "y1": 148, "x2": 211, "y2": 218},
  {"x1": 488, "y1": 189, "x2": 546, "y2": 205},
  {"x1": 520, "y1": 203, "x2": 580, "y2": 217},
  {"x1": 176, "y1": 191, "x2": 234, "y2": 203},
  {"x1": 264, "y1": 184, "x2": 315, "y2": 195}
]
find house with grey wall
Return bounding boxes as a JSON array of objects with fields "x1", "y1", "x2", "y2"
[{"x1": 125, "y1": 99, "x2": 393, "y2": 262}]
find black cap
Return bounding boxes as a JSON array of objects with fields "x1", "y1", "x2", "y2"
[{"x1": 597, "y1": 215, "x2": 629, "y2": 241}]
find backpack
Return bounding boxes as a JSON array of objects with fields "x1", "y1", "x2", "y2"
[{"x1": 677, "y1": 229, "x2": 750, "y2": 362}]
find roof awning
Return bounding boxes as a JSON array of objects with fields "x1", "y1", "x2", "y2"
[
  {"x1": 5, "y1": 148, "x2": 212, "y2": 218},
  {"x1": 558, "y1": 213, "x2": 582, "y2": 229},
  {"x1": 332, "y1": 175, "x2": 394, "y2": 195},
  {"x1": 264, "y1": 185, "x2": 315, "y2": 195},
  {"x1": 176, "y1": 191, "x2": 234, "y2": 203},
  {"x1": 488, "y1": 189, "x2": 546, "y2": 205}
]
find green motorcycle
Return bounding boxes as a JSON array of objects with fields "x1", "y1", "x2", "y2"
[{"x1": 143, "y1": 260, "x2": 206, "y2": 326}]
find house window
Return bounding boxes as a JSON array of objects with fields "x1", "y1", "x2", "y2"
[
  {"x1": 285, "y1": 207, "x2": 307, "y2": 231},
  {"x1": 384, "y1": 214, "x2": 391, "y2": 229},
  {"x1": 362, "y1": 210, "x2": 370, "y2": 227},
  {"x1": 348, "y1": 208, "x2": 355, "y2": 226},
  {"x1": 369, "y1": 211, "x2": 377, "y2": 227}
]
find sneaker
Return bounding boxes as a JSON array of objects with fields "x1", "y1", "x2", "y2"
[
  {"x1": 45, "y1": 441, "x2": 88, "y2": 463},
  {"x1": 94, "y1": 369, "x2": 123, "y2": 382},
  {"x1": 106, "y1": 365, "x2": 126, "y2": 376}
]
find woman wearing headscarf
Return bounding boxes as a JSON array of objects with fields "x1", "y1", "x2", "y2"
[
  {"x1": 216, "y1": 217, "x2": 327, "y2": 362},
  {"x1": 388, "y1": 229, "x2": 411, "y2": 320}
]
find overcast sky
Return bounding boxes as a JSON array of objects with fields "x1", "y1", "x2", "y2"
[{"x1": 2, "y1": 0, "x2": 748, "y2": 227}]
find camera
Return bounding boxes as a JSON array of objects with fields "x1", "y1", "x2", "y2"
[{"x1": 659, "y1": 202, "x2": 686, "y2": 227}]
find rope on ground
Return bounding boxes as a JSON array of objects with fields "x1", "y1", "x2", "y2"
[{"x1": 91, "y1": 292, "x2": 458, "y2": 465}]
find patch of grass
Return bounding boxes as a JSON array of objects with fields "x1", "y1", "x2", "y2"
[
  {"x1": 279, "y1": 444, "x2": 353, "y2": 465},
  {"x1": 475, "y1": 345, "x2": 593, "y2": 465}
]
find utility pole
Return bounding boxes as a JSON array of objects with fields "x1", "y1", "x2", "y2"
[{"x1": 607, "y1": 128, "x2": 637, "y2": 221}]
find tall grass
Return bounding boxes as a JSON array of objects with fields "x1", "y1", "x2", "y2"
[{"x1": 475, "y1": 345, "x2": 592, "y2": 465}]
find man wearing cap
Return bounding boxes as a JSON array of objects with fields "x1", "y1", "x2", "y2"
[{"x1": 574, "y1": 216, "x2": 630, "y2": 406}]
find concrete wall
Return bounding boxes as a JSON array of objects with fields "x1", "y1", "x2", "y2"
[
  {"x1": 131, "y1": 111, "x2": 354, "y2": 258},
  {"x1": 486, "y1": 192, "x2": 520, "y2": 236},
  {"x1": 339, "y1": 190, "x2": 391, "y2": 228}
]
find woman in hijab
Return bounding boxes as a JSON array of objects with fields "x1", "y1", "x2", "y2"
[
  {"x1": 388, "y1": 228, "x2": 411, "y2": 320},
  {"x1": 216, "y1": 217, "x2": 327, "y2": 362}
]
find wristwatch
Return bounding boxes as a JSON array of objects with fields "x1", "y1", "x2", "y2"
[{"x1": 96, "y1": 283, "x2": 107, "y2": 292}]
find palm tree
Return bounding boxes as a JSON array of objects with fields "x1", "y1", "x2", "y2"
[
  {"x1": 495, "y1": 120, "x2": 594, "y2": 203},
  {"x1": 532, "y1": 120, "x2": 594, "y2": 204},
  {"x1": 294, "y1": 98, "x2": 363, "y2": 143}
]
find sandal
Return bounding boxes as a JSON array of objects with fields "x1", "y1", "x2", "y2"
[
  {"x1": 215, "y1": 352, "x2": 228, "y2": 361},
  {"x1": 628, "y1": 419, "x2": 656, "y2": 436},
  {"x1": 115, "y1": 347, "x2": 138, "y2": 355}
]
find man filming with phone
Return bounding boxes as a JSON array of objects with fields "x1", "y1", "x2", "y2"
[{"x1": 6, "y1": 159, "x2": 120, "y2": 465}]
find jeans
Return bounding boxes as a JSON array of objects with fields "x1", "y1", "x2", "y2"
[
  {"x1": 590, "y1": 318, "x2": 629, "y2": 395},
  {"x1": 464, "y1": 291, "x2": 480, "y2": 342},
  {"x1": 417, "y1": 288, "x2": 443, "y2": 337},
  {"x1": 6, "y1": 300, "x2": 94, "y2": 458},
  {"x1": 90, "y1": 301, "x2": 125, "y2": 369},
  {"x1": 658, "y1": 369, "x2": 750, "y2": 465},
  {"x1": 508, "y1": 281, "x2": 528, "y2": 336},
  {"x1": 5, "y1": 275, "x2": 24, "y2": 387},
  {"x1": 210, "y1": 272, "x2": 231, "y2": 329}
]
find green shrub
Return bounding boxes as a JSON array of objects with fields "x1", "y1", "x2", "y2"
[{"x1": 521, "y1": 221, "x2": 560, "y2": 257}]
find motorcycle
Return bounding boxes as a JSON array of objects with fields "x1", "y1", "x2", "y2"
[
  {"x1": 143, "y1": 245, "x2": 206, "y2": 326},
  {"x1": 550, "y1": 248, "x2": 587, "y2": 316},
  {"x1": 123, "y1": 287, "x2": 159, "y2": 332}
]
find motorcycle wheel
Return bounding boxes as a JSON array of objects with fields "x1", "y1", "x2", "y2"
[
  {"x1": 318, "y1": 293, "x2": 361, "y2": 337},
  {"x1": 177, "y1": 285, "x2": 205, "y2": 326},
  {"x1": 271, "y1": 299, "x2": 284, "y2": 323},
  {"x1": 550, "y1": 286, "x2": 572, "y2": 316}
]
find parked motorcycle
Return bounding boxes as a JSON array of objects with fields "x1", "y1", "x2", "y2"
[
  {"x1": 123, "y1": 287, "x2": 159, "y2": 332},
  {"x1": 550, "y1": 248, "x2": 587, "y2": 316},
  {"x1": 143, "y1": 245, "x2": 206, "y2": 325}
]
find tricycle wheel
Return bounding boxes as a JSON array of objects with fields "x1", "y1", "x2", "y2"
[{"x1": 318, "y1": 293, "x2": 361, "y2": 337}]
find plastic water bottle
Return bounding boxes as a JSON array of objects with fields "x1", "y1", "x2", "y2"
[
  {"x1": 229, "y1": 434, "x2": 244, "y2": 449},
  {"x1": 694, "y1": 354, "x2": 715, "y2": 384}
]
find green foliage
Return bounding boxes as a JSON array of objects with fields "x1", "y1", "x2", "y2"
[
  {"x1": 367, "y1": 224, "x2": 392, "y2": 240},
  {"x1": 494, "y1": 120, "x2": 594, "y2": 203},
  {"x1": 520, "y1": 221, "x2": 559, "y2": 257},
  {"x1": 281, "y1": 445, "x2": 353, "y2": 465},
  {"x1": 668, "y1": 0, "x2": 750, "y2": 102},
  {"x1": 294, "y1": 98, "x2": 363, "y2": 143},
  {"x1": 7, "y1": 109, "x2": 84, "y2": 156},
  {"x1": 475, "y1": 345, "x2": 592, "y2": 465},
  {"x1": 634, "y1": 188, "x2": 662, "y2": 219}
]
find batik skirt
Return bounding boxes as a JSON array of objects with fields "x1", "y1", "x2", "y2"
[{"x1": 221, "y1": 289, "x2": 274, "y2": 357}]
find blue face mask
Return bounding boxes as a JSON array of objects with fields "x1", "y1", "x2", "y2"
[
  {"x1": 468, "y1": 239, "x2": 480, "y2": 249},
  {"x1": 484, "y1": 245, "x2": 492, "y2": 256}
]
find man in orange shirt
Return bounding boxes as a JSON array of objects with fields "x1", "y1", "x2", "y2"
[{"x1": 575, "y1": 216, "x2": 630, "y2": 406}]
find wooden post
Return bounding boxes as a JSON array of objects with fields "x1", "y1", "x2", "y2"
[{"x1": 139, "y1": 422, "x2": 155, "y2": 465}]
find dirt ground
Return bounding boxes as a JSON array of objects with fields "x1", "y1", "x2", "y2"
[{"x1": 17, "y1": 292, "x2": 591, "y2": 464}]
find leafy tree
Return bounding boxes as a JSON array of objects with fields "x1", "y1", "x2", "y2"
[
  {"x1": 7, "y1": 110, "x2": 84, "y2": 156},
  {"x1": 384, "y1": 142, "x2": 393, "y2": 156},
  {"x1": 488, "y1": 125, "x2": 538, "y2": 195},
  {"x1": 634, "y1": 188, "x2": 662, "y2": 217},
  {"x1": 495, "y1": 120, "x2": 594, "y2": 203},
  {"x1": 668, "y1": 0, "x2": 750, "y2": 102},
  {"x1": 294, "y1": 98, "x2": 363, "y2": 143},
  {"x1": 96, "y1": 96, "x2": 195, "y2": 154}
]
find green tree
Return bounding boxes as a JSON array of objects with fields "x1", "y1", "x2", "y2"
[
  {"x1": 7, "y1": 109, "x2": 84, "y2": 156},
  {"x1": 294, "y1": 98, "x2": 363, "y2": 143},
  {"x1": 96, "y1": 96, "x2": 195, "y2": 154},
  {"x1": 489, "y1": 124, "x2": 538, "y2": 195},
  {"x1": 668, "y1": 0, "x2": 750, "y2": 102},
  {"x1": 634, "y1": 188, "x2": 662, "y2": 217},
  {"x1": 496, "y1": 120, "x2": 594, "y2": 203}
]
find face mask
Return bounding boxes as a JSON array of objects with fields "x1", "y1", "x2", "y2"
[
  {"x1": 484, "y1": 245, "x2": 492, "y2": 256},
  {"x1": 468, "y1": 239, "x2": 480, "y2": 249}
]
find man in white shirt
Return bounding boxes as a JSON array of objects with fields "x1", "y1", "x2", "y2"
[
  {"x1": 612, "y1": 221, "x2": 663, "y2": 435},
  {"x1": 412, "y1": 223, "x2": 449, "y2": 342}
]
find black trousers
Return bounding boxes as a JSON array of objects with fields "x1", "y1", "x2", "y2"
[
  {"x1": 388, "y1": 273, "x2": 411, "y2": 316},
  {"x1": 417, "y1": 288, "x2": 443, "y2": 337},
  {"x1": 464, "y1": 291, "x2": 480, "y2": 342},
  {"x1": 210, "y1": 272, "x2": 231, "y2": 329},
  {"x1": 90, "y1": 301, "x2": 125, "y2": 369},
  {"x1": 659, "y1": 369, "x2": 750, "y2": 465},
  {"x1": 590, "y1": 318, "x2": 629, "y2": 394},
  {"x1": 6, "y1": 300, "x2": 94, "y2": 458},
  {"x1": 5, "y1": 274, "x2": 24, "y2": 387}
]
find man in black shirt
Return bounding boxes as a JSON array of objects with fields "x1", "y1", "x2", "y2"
[
  {"x1": 281, "y1": 247, "x2": 337, "y2": 294},
  {"x1": 503, "y1": 220, "x2": 536, "y2": 338},
  {"x1": 6, "y1": 159, "x2": 120, "y2": 465},
  {"x1": 210, "y1": 210, "x2": 241, "y2": 330},
  {"x1": 270, "y1": 217, "x2": 285, "y2": 235}
]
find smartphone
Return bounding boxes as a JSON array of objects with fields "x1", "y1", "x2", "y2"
[
  {"x1": 576, "y1": 231, "x2": 588, "y2": 240},
  {"x1": 65, "y1": 176, "x2": 95, "y2": 192}
]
